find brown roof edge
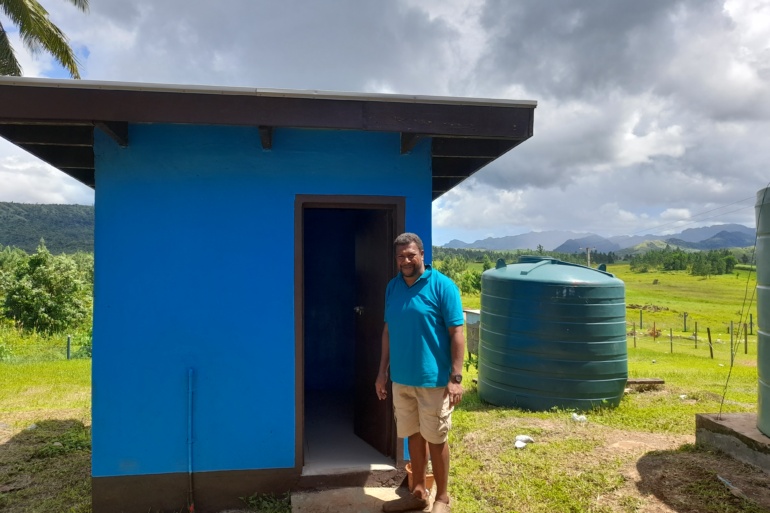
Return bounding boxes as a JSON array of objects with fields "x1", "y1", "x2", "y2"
[{"x1": 0, "y1": 78, "x2": 536, "y2": 199}]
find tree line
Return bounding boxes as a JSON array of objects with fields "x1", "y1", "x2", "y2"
[
  {"x1": 432, "y1": 246, "x2": 619, "y2": 294},
  {"x1": 0, "y1": 242, "x2": 93, "y2": 335},
  {"x1": 627, "y1": 247, "x2": 740, "y2": 275}
]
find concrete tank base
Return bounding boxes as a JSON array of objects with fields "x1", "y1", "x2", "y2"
[{"x1": 696, "y1": 413, "x2": 770, "y2": 473}]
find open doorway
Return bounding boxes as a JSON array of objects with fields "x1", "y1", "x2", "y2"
[{"x1": 296, "y1": 196, "x2": 404, "y2": 476}]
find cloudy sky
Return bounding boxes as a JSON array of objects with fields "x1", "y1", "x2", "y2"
[{"x1": 1, "y1": 0, "x2": 768, "y2": 245}]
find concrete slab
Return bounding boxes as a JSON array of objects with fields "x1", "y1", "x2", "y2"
[
  {"x1": 696, "y1": 413, "x2": 770, "y2": 473},
  {"x1": 292, "y1": 486, "x2": 428, "y2": 513},
  {"x1": 217, "y1": 486, "x2": 413, "y2": 513}
]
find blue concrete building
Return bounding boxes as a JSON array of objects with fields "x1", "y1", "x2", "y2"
[{"x1": 0, "y1": 78, "x2": 535, "y2": 512}]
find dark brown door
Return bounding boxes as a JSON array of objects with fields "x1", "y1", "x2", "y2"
[{"x1": 353, "y1": 209, "x2": 395, "y2": 457}]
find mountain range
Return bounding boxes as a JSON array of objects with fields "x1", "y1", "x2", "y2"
[
  {"x1": 0, "y1": 201, "x2": 756, "y2": 256},
  {"x1": 444, "y1": 224, "x2": 756, "y2": 254}
]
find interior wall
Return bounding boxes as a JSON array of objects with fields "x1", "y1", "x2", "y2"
[{"x1": 303, "y1": 209, "x2": 356, "y2": 392}]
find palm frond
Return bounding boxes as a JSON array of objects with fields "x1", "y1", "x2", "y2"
[
  {"x1": 0, "y1": 21, "x2": 23, "y2": 76},
  {"x1": 63, "y1": 0, "x2": 88, "y2": 12},
  {"x1": 0, "y1": 0, "x2": 83, "y2": 78}
]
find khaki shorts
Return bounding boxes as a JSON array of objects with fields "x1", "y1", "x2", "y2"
[{"x1": 392, "y1": 382, "x2": 453, "y2": 444}]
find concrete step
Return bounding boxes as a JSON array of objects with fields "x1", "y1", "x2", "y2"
[{"x1": 292, "y1": 486, "x2": 428, "y2": 513}]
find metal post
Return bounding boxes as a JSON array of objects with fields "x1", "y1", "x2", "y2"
[
  {"x1": 670, "y1": 328, "x2": 673, "y2": 353},
  {"x1": 653, "y1": 321, "x2": 657, "y2": 343},
  {"x1": 640, "y1": 310, "x2": 643, "y2": 330},
  {"x1": 750, "y1": 314, "x2": 754, "y2": 335},
  {"x1": 695, "y1": 322, "x2": 698, "y2": 349},
  {"x1": 707, "y1": 328, "x2": 714, "y2": 359},
  {"x1": 66, "y1": 335, "x2": 71, "y2": 360},
  {"x1": 683, "y1": 312, "x2": 688, "y2": 332},
  {"x1": 633, "y1": 322, "x2": 636, "y2": 348}
]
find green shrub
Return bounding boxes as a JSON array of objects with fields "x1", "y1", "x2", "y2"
[
  {"x1": 0, "y1": 340, "x2": 11, "y2": 361},
  {"x1": 2, "y1": 242, "x2": 90, "y2": 334}
]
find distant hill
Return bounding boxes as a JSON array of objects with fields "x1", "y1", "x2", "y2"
[
  {"x1": 617, "y1": 240, "x2": 695, "y2": 257},
  {"x1": 553, "y1": 234, "x2": 621, "y2": 254},
  {"x1": 672, "y1": 224, "x2": 754, "y2": 243},
  {"x1": 444, "y1": 224, "x2": 755, "y2": 254},
  {"x1": 607, "y1": 234, "x2": 659, "y2": 248},
  {"x1": 667, "y1": 230, "x2": 755, "y2": 250},
  {"x1": 444, "y1": 230, "x2": 590, "y2": 251},
  {"x1": 444, "y1": 239, "x2": 472, "y2": 249},
  {"x1": 0, "y1": 202, "x2": 94, "y2": 253}
]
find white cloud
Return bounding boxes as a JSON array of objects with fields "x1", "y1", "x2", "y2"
[
  {"x1": 660, "y1": 208, "x2": 692, "y2": 220},
  {"x1": 2, "y1": 0, "x2": 769, "y2": 244}
]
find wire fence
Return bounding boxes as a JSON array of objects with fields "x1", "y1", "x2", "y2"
[
  {"x1": 0, "y1": 331, "x2": 91, "y2": 363},
  {"x1": 626, "y1": 316, "x2": 757, "y2": 362}
]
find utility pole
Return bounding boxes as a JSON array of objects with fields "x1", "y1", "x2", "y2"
[{"x1": 579, "y1": 247, "x2": 595, "y2": 267}]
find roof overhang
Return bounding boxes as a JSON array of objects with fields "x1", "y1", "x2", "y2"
[{"x1": 0, "y1": 78, "x2": 536, "y2": 199}]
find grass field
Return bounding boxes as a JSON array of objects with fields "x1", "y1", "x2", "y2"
[
  {"x1": 0, "y1": 262, "x2": 767, "y2": 512},
  {"x1": 0, "y1": 360, "x2": 91, "y2": 513}
]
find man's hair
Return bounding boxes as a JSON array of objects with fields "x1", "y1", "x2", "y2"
[{"x1": 394, "y1": 232, "x2": 424, "y2": 251}]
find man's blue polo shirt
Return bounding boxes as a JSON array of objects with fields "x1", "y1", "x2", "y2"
[{"x1": 385, "y1": 265, "x2": 464, "y2": 388}]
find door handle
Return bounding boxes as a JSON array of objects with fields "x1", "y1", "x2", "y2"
[{"x1": 354, "y1": 306, "x2": 364, "y2": 316}]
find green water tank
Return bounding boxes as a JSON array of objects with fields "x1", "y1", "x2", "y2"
[
  {"x1": 478, "y1": 256, "x2": 628, "y2": 411},
  {"x1": 756, "y1": 187, "x2": 770, "y2": 436}
]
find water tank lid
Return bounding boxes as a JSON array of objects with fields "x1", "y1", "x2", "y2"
[
  {"x1": 484, "y1": 255, "x2": 620, "y2": 283},
  {"x1": 517, "y1": 255, "x2": 554, "y2": 264}
]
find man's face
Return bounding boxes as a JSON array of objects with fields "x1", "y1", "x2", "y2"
[{"x1": 396, "y1": 242, "x2": 425, "y2": 279}]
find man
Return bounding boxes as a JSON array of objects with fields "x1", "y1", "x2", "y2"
[{"x1": 375, "y1": 233, "x2": 465, "y2": 513}]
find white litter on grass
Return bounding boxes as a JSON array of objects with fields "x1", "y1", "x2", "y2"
[
  {"x1": 679, "y1": 394, "x2": 687, "y2": 400},
  {"x1": 571, "y1": 413, "x2": 587, "y2": 423},
  {"x1": 25, "y1": 424, "x2": 37, "y2": 431},
  {"x1": 515, "y1": 435, "x2": 535, "y2": 444},
  {"x1": 717, "y1": 475, "x2": 748, "y2": 500},
  {"x1": 514, "y1": 440, "x2": 527, "y2": 449}
]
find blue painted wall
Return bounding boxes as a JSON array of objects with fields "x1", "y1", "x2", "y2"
[{"x1": 92, "y1": 125, "x2": 433, "y2": 477}]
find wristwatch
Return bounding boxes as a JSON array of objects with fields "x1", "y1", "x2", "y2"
[{"x1": 451, "y1": 373, "x2": 463, "y2": 384}]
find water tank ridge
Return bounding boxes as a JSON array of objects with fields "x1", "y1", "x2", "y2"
[{"x1": 479, "y1": 257, "x2": 628, "y2": 411}]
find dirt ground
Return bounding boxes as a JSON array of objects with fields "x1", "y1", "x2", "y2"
[
  {"x1": 596, "y1": 428, "x2": 770, "y2": 512},
  {"x1": 3, "y1": 411, "x2": 770, "y2": 512},
  {"x1": 563, "y1": 423, "x2": 770, "y2": 513},
  {"x1": 461, "y1": 408, "x2": 770, "y2": 513}
]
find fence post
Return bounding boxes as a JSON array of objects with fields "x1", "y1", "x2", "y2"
[
  {"x1": 66, "y1": 335, "x2": 71, "y2": 360},
  {"x1": 683, "y1": 312, "x2": 688, "y2": 332},
  {"x1": 695, "y1": 322, "x2": 698, "y2": 349},
  {"x1": 640, "y1": 310, "x2": 643, "y2": 330},
  {"x1": 670, "y1": 328, "x2": 673, "y2": 353},
  {"x1": 730, "y1": 321, "x2": 734, "y2": 366},
  {"x1": 745, "y1": 324, "x2": 748, "y2": 355},
  {"x1": 633, "y1": 322, "x2": 636, "y2": 348},
  {"x1": 750, "y1": 313, "x2": 754, "y2": 335},
  {"x1": 707, "y1": 328, "x2": 714, "y2": 359},
  {"x1": 653, "y1": 321, "x2": 657, "y2": 343}
]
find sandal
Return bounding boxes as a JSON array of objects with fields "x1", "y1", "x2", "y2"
[
  {"x1": 431, "y1": 500, "x2": 451, "y2": 513},
  {"x1": 382, "y1": 492, "x2": 430, "y2": 512}
]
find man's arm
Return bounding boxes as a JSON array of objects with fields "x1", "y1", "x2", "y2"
[
  {"x1": 375, "y1": 323, "x2": 390, "y2": 400},
  {"x1": 446, "y1": 325, "x2": 465, "y2": 407}
]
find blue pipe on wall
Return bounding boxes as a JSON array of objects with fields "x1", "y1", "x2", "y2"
[{"x1": 188, "y1": 368, "x2": 194, "y2": 511}]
